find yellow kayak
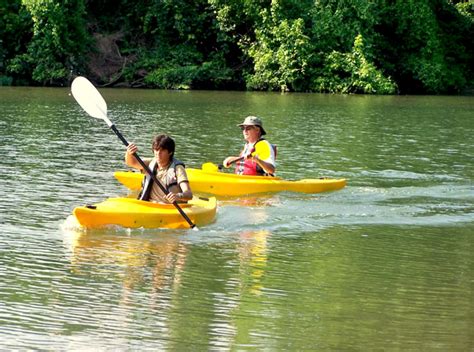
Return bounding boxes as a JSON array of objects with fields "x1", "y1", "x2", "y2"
[
  {"x1": 73, "y1": 196, "x2": 217, "y2": 229},
  {"x1": 114, "y1": 166, "x2": 346, "y2": 197}
]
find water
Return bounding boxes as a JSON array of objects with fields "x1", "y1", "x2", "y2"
[{"x1": 0, "y1": 87, "x2": 473, "y2": 350}]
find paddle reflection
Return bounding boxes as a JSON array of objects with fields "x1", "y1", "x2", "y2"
[{"x1": 237, "y1": 230, "x2": 271, "y2": 296}]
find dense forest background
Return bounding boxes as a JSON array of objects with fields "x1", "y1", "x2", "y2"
[{"x1": 1, "y1": 0, "x2": 473, "y2": 94}]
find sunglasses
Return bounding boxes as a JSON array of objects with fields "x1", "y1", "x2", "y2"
[{"x1": 241, "y1": 125, "x2": 256, "y2": 131}]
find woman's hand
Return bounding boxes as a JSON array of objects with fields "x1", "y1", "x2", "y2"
[{"x1": 223, "y1": 156, "x2": 243, "y2": 168}]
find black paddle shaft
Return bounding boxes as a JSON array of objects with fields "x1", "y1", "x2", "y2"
[{"x1": 110, "y1": 124, "x2": 196, "y2": 228}]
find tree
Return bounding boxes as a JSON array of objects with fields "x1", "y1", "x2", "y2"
[
  {"x1": 8, "y1": 0, "x2": 90, "y2": 85},
  {"x1": 0, "y1": 0, "x2": 471, "y2": 93},
  {"x1": 375, "y1": 0, "x2": 473, "y2": 93},
  {"x1": 312, "y1": 34, "x2": 397, "y2": 94},
  {"x1": 0, "y1": 0, "x2": 32, "y2": 85}
]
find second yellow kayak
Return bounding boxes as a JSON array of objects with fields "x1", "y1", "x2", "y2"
[{"x1": 114, "y1": 167, "x2": 346, "y2": 197}]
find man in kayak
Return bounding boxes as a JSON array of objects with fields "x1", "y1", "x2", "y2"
[
  {"x1": 125, "y1": 134, "x2": 193, "y2": 203},
  {"x1": 223, "y1": 116, "x2": 276, "y2": 176}
]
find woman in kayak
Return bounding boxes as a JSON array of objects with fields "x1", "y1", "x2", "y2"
[
  {"x1": 125, "y1": 134, "x2": 193, "y2": 203},
  {"x1": 223, "y1": 116, "x2": 276, "y2": 176}
]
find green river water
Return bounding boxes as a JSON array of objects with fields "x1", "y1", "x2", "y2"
[{"x1": 0, "y1": 87, "x2": 473, "y2": 350}]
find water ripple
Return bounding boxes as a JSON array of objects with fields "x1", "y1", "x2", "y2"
[{"x1": 1, "y1": 88, "x2": 473, "y2": 350}]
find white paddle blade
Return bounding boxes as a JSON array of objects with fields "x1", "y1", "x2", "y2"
[{"x1": 71, "y1": 76, "x2": 112, "y2": 126}]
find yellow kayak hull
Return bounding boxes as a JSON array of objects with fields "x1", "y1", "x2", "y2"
[
  {"x1": 114, "y1": 169, "x2": 346, "y2": 196},
  {"x1": 73, "y1": 196, "x2": 217, "y2": 229}
]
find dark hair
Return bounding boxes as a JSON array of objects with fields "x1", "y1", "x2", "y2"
[{"x1": 152, "y1": 134, "x2": 175, "y2": 157}]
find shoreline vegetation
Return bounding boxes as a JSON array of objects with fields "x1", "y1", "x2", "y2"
[{"x1": 1, "y1": 0, "x2": 473, "y2": 95}]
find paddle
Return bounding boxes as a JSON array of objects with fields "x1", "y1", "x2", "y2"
[
  {"x1": 202, "y1": 141, "x2": 273, "y2": 173},
  {"x1": 202, "y1": 162, "x2": 221, "y2": 172},
  {"x1": 209, "y1": 141, "x2": 272, "y2": 172},
  {"x1": 71, "y1": 76, "x2": 197, "y2": 229}
]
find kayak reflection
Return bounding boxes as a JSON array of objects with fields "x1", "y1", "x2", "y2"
[
  {"x1": 62, "y1": 226, "x2": 272, "y2": 348},
  {"x1": 65, "y1": 228, "x2": 188, "y2": 291},
  {"x1": 64, "y1": 227, "x2": 271, "y2": 298}
]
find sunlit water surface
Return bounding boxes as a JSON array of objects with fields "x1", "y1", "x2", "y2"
[{"x1": 0, "y1": 87, "x2": 472, "y2": 350}]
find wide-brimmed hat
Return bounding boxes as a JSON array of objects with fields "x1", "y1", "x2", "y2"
[{"x1": 237, "y1": 115, "x2": 266, "y2": 135}]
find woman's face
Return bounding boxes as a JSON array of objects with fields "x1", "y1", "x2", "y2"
[{"x1": 241, "y1": 125, "x2": 260, "y2": 143}]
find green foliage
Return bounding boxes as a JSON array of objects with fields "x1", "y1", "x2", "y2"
[
  {"x1": 0, "y1": 0, "x2": 472, "y2": 93},
  {"x1": 0, "y1": 0, "x2": 32, "y2": 85},
  {"x1": 375, "y1": 0, "x2": 473, "y2": 93},
  {"x1": 246, "y1": 17, "x2": 312, "y2": 91},
  {"x1": 145, "y1": 65, "x2": 198, "y2": 90},
  {"x1": 144, "y1": 53, "x2": 233, "y2": 89},
  {"x1": 0, "y1": 75, "x2": 13, "y2": 86},
  {"x1": 118, "y1": 0, "x2": 238, "y2": 88},
  {"x1": 312, "y1": 34, "x2": 397, "y2": 94},
  {"x1": 455, "y1": 1, "x2": 474, "y2": 18},
  {"x1": 395, "y1": 1, "x2": 452, "y2": 92},
  {"x1": 7, "y1": 0, "x2": 90, "y2": 85},
  {"x1": 310, "y1": 0, "x2": 380, "y2": 54}
]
